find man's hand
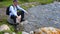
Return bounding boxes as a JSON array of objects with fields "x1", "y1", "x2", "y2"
[{"x1": 16, "y1": 15, "x2": 21, "y2": 23}]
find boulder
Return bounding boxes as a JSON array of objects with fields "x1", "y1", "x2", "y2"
[{"x1": 0, "y1": 24, "x2": 10, "y2": 31}]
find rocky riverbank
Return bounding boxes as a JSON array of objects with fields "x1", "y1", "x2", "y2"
[{"x1": 0, "y1": 1, "x2": 60, "y2": 34}]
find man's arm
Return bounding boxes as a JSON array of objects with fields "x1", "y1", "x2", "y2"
[{"x1": 17, "y1": 5, "x2": 28, "y2": 14}]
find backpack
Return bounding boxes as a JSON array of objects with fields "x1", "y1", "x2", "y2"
[
  {"x1": 6, "y1": 6, "x2": 11, "y2": 15},
  {"x1": 6, "y1": 5, "x2": 19, "y2": 15},
  {"x1": 6, "y1": 5, "x2": 14, "y2": 15}
]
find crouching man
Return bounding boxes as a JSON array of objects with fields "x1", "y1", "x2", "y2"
[{"x1": 7, "y1": 0, "x2": 28, "y2": 25}]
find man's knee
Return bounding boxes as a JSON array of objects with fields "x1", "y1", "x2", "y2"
[{"x1": 10, "y1": 15, "x2": 17, "y2": 19}]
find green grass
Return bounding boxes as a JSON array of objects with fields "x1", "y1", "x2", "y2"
[
  {"x1": 0, "y1": 1, "x2": 12, "y2": 8},
  {"x1": 0, "y1": 30, "x2": 22, "y2": 34},
  {"x1": 17, "y1": 31, "x2": 22, "y2": 34},
  {"x1": 0, "y1": 0, "x2": 54, "y2": 7}
]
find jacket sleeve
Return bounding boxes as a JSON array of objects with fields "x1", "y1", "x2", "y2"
[
  {"x1": 17, "y1": 5, "x2": 28, "y2": 14},
  {"x1": 9, "y1": 6, "x2": 17, "y2": 16}
]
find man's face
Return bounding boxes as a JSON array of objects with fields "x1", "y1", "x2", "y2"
[{"x1": 13, "y1": 1, "x2": 18, "y2": 6}]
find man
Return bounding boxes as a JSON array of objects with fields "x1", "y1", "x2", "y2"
[{"x1": 9, "y1": 0, "x2": 28, "y2": 24}]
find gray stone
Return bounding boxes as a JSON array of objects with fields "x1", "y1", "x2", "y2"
[{"x1": 22, "y1": 2, "x2": 60, "y2": 33}]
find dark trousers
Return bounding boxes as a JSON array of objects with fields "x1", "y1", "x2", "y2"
[{"x1": 10, "y1": 11, "x2": 24, "y2": 23}]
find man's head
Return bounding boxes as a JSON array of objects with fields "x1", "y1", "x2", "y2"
[{"x1": 13, "y1": 0, "x2": 19, "y2": 6}]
